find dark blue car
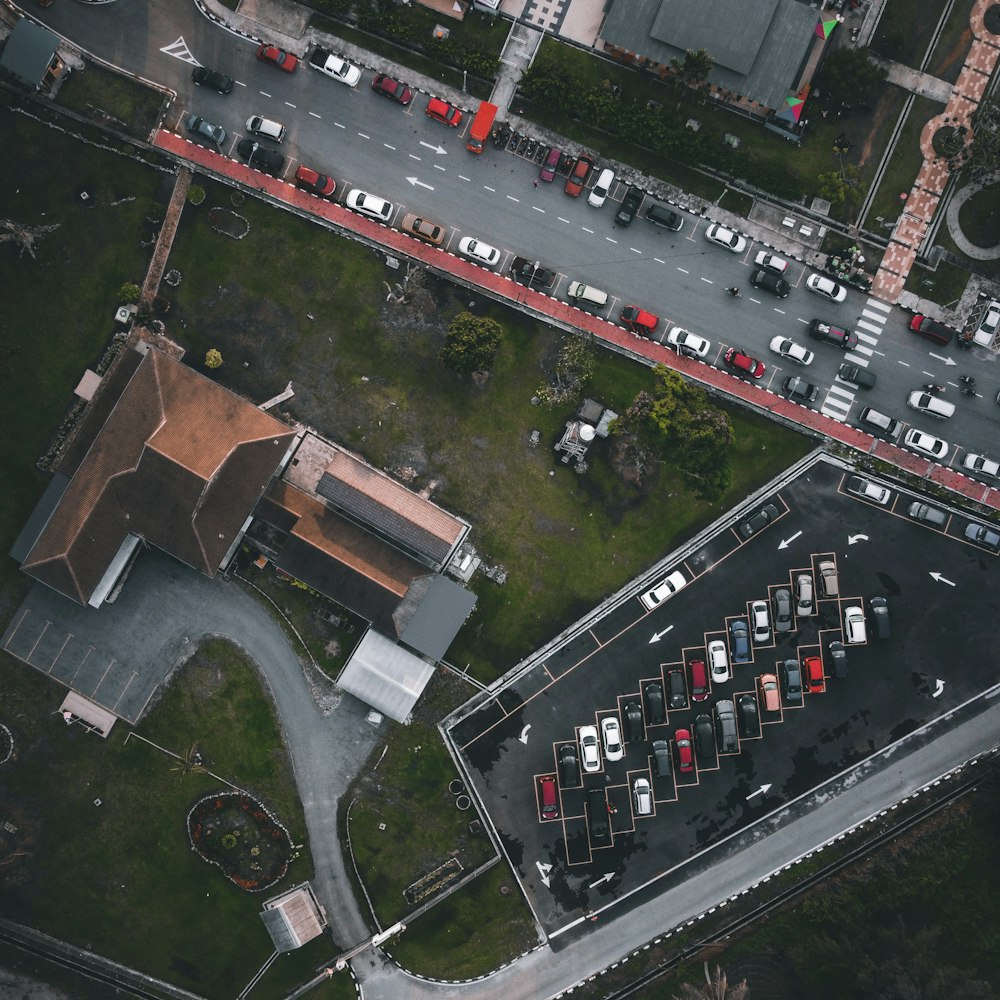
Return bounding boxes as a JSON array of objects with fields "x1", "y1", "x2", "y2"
[{"x1": 730, "y1": 619, "x2": 750, "y2": 663}]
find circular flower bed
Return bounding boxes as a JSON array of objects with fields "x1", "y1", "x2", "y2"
[
  {"x1": 187, "y1": 792, "x2": 292, "y2": 892},
  {"x1": 0, "y1": 725, "x2": 13, "y2": 766}
]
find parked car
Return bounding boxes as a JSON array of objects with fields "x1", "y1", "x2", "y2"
[
  {"x1": 963, "y1": 454, "x2": 1000, "y2": 479},
  {"x1": 754, "y1": 251, "x2": 788, "y2": 273},
  {"x1": 828, "y1": 640, "x2": 847, "y2": 679},
  {"x1": 844, "y1": 605, "x2": 867, "y2": 645},
  {"x1": 758, "y1": 673, "x2": 780, "y2": 712},
  {"x1": 737, "y1": 503, "x2": 779, "y2": 539},
  {"x1": 750, "y1": 268, "x2": 790, "y2": 298},
  {"x1": 805, "y1": 273, "x2": 847, "y2": 302},
  {"x1": 802, "y1": 655, "x2": 824, "y2": 693},
  {"x1": 651, "y1": 739, "x2": 672, "y2": 777},
  {"x1": 818, "y1": 559, "x2": 839, "y2": 597},
  {"x1": 737, "y1": 693, "x2": 759, "y2": 735},
  {"x1": 859, "y1": 406, "x2": 902, "y2": 440},
  {"x1": 640, "y1": 570, "x2": 687, "y2": 610},
  {"x1": 724, "y1": 347, "x2": 765, "y2": 379},
  {"x1": 622, "y1": 702, "x2": 644, "y2": 743},
  {"x1": 846, "y1": 475, "x2": 891, "y2": 505},
  {"x1": 688, "y1": 658, "x2": 708, "y2": 702},
  {"x1": 346, "y1": 189, "x2": 394, "y2": 222},
  {"x1": 909, "y1": 313, "x2": 954, "y2": 345},
  {"x1": 868, "y1": 596, "x2": 890, "y2": 639},
  {"x1": 294, "y1": 165, "x2": 336, "y2": 197},
  {"x1": 714, "y1": 700, "x2": 738, "y2": 752},
  {"x1": 184, "y1": 114, "x2": 226, "y2": 145},
  {"x1": 772, "y1": 588, "x2": 793, "y2": 633},
  {"x1": 644, "y1": 681, "x2": 666, "y2": 725},
  {"x1": 751, "y1": 599, "x2": 770, "y2": 644},
  {"x1": 538, "y1": 775, "x2": 558, "y2": 818},
  {"x1": 425, "y1": 96, "x2": 462, "y2": 126},
  {"x1": 558, "y1": 743, "x2": 579, "y2": 786},
  {"x1": 632, "y1": 777, "x2": 652, "y2": 816},
  {"x1": 795, "y1": 573, "x2": 814, "y2": 616},
  {"x1": 539, "y1": 146, "x2": 561, "y2": 182},
  {"x1": 903, "y1": 428, "x2": 949, "y2": 460},
  {"x1": 586, "y1": 788, "x2": 611, "y2": 845},
  {"x1": 257, "y1": 43, "x2": 298, "y2": 72},
  {"x1": 401, "y1": 213, "x2": 445, "y2": 246},
  {"x1": 245, "y1": 115, "x2": 285, "y2": 142},
  {"x1": 705, "y1": 223, "x2": 746, "y2": 253},
  {"x1": 615, "y1": 185, "x2": 643, "y2": 225},
  {"x1": 667, "y1": 669, "x2": 687, "y2": 710},
  {"x1": 371, "y1": 73, "x2": 413, "y2": 105},
  {"x1": 964, "y1": 521, "x2": 1000, "y2": 551},
  {"x1": 729, "y1": 619, "x2": 750, "y2": 663},
  {"x1": 309, "y1": 47, "x2": 361, "y2": 86},
  {"x1": 908, "y1": 501, "x2": 947, "y2": 527},
  {"x1": 645, "y1": 202, "x2": 683, "y2": 230},
  {"x1": 579, "y1": 725, "x2": 601, "y2": 772},
  {"x1": 783, "y1": 375, "x2": 818, "y2": 403},
  {"x1": 588, "y1": 167, "x2": 615, "y2": 208},
  {"x1": 601, "y1": 716, "x2": 624, "y2": 762},
  {"x1": 694, "y1": 714, "x2": 715, "y2": 758},
  {"x1": 620, "y1": 306, "x2": 658, "y2": 335},
  {"x1": 191, "y1": 66, "x2": 234, "y2": 94},
  {"x1": 235, "y1": 139, "x2": 285, "y2": 173},
  {"x1": 510, "y1": 256, "x2": 557, "y2": 288},
  {"x1": 973, "y1": 299, "x2": 1000, "y2": 347},
  {"x1": 708, "y1": 639, "x2": 729, "y2": 683},
  {"x1": 564, "y1": 154, "x2": 594, "y2": 197},
  {"x1": 838, "y1": 362, "x2": 877, "y2": 389},
  {"x1": 458, "y1": 236, "x2": 501, "y2": 266},
  {"x1": 667, "y1": 327, "x2": 711, "y2": 358},
  {"x1": 808, "y1": 319, "x2": 858, "y2": 350},
  {"x1": 769, "y1": 336, "x2": 814, "y2": 365},
  {"x1": 674, "y1": 728, "x2": 694, "y2": 772}
]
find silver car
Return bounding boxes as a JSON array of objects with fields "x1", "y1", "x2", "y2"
[
  {"x1": 184, "y1": 114, "x2": 227, "y2": 145},
  {"x1": 794, "y1": 573, "x2": 814, "y2": 617},
  {"x1": 751, "y1": 600, "x2": 770, "y2": 644},
  {"x1": 632, "y1": 777, "x2": 652, "y2": 816}
]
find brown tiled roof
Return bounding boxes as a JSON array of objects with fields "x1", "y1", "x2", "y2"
[{"x1": 22, "y1": 349, "x2": 296, "y2": 604}]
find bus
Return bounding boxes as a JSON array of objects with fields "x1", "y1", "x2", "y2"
[{"x1": 466, "y1": 101, "x2": 498, "y2": 154}]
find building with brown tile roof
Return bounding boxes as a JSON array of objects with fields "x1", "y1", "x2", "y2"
[{"x1": 17, "y1": 346, "x2": 297, "y2": 606}]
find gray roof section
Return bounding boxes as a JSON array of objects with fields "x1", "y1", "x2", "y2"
[
  {"x1": 337, "y1": 629, "x2": 437, "y2": 724},
  {"x1": 260, "y1": 907, "x2": 298, "y2": 953},
  {"x1": 603, "y1": 0, "x2": 819, "y2": 109},
  {"x1": 0, "y1": 19, "x2": 59, "y2": 88},
  {"x1": 9, "y1": 472, "x2": 69, "y2": 563},
  {"x1": 394, "y1": 575, "x2": 477, "y2": 662}
]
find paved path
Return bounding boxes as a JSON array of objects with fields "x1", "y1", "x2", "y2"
[
  {"x1": 945, "y1": 170, "x2": 1000, "y2": 260},
  {"x1": 876, "y1": 57, "x2": 954, "y2": 103}
]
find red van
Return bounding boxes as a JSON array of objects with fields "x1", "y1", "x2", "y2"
[{"x1": 538, "y1": 776, "x2": 558, "y2": 819}]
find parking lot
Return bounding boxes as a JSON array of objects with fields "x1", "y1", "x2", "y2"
[{"x1": 447, "y1": 455, "x2": 999, "y2": 936}]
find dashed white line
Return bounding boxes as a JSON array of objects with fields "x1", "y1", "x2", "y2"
[
  {"x1": 677, "y1": 267, "x2": 689, "y2": 274},
  {"x1": 773, "y1": 308, "x2": 786, "y2": 314},
  {"x1": 408, "y1": 153, "x2": 420, "y2": 160},
  {"x1": 334, "y1": 122, "x2": 345, "y2": 129},
  {"x1": 532, "y1": 206, "x2": 545, "y2": 213},
  {"x1": 654, "y1": 257, "x2": 665, "y2": 264},
  {"x1": 308, "y1": 111, "x2": 322, "y2": 119},
  {"x1": 630, "y1": 247, "x2": 642, "y2": 254},
  {"x1": 434, "y1": 164, "x2": 446, "y2": 172},
  {"x1": 605, "y1": 237, "x2": 618, "y2": 244},
  {"x1": 284, "y1": 102, "x2": 296, "y2": 109},
  {"x1": 459, "y1": 175, "x2": 471, "y2": 182},
  {"x1": 383, "y1": 143, "x2": 396, "y2": 150},
  {"x1": 484, "y1": 185, "x2": 495, "y2": 192},
  {"x1": 898, "y1": 360, "x2": 911, "y2": 367},
  {"x1": 582, "y1": 227, "x2": 594, "y2": 234},
  {"x1": 260, "y1": 91, "x2": 272, "y2": 98},
  {"x1": 507, "y1": 195, "x2": 519, "y2": 202},
  {"x1": 358, "y1": 132, "x2": 370, "y2": 139}
]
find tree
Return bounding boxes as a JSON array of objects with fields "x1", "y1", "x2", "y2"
[
  {"x1": 966, "y1": 96, "x2": 1000, "y2": 181},
  {"x1": 814, "y1": 48, "x2": 887, "y2": 111},
  {"x1": 439, "y1": 312, "x2": 504, "y2": 375},
  {"x1": 817, "y1": 165, "x2": 861, "y2": 205},
  {"x1": 674, "y1": 963, "x2": 748, "y2": 1000},
  {"x1": 670, "y1": 48, "x2": 715, "y2": 90},
  {"x1": 118, "y1": 281, "x2": 141, "y2": 304},
  {"x1": 205, "y1": 348, "x2": 223, "y2": 369},
  {"x1": 535, "y1": 335, "x2": 596, "y2": 408}
]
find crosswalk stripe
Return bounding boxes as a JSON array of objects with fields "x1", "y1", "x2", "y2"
[
  {"x1": 826, "y1": 384, "x2": 856, "y2": 402},
  {"x1": 821, "y1": 401, "x2": 850, "y2": 420},
  {"x1": 856, "y1": 331, "x2": 879, "y2": 345},
  {"x1": 857, "y1": 320, "x2": 882, "y2": 335},
  {"x1": 848, "y1": 347, "x2": 873, "y2": 360},
  {"x1": 861, "y1": 310, "x2": 887, "y2": 324},
  {"x1": 866, "y1": 299, "x2": 891, "y2": 313}
]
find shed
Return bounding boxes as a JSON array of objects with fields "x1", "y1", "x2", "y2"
[
  {"x1": 260, "y1": 883, "x2": 327, "y2": 952},
  {"x1": 0, "y1": 19, "x2": 65, "y2": 93}
]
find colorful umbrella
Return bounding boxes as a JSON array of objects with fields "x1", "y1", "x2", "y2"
[
  {"x1": 815, "y1": 17, "x2": 838, "y2": 39},
  {"x1": 775, "y1": 96, "x2": 805, "y2": 124}
]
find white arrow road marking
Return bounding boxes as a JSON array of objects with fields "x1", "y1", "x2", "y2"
[
  {"x1": 848, "y1": 534, "x2": 869, "y2": 544},
  {"x1": 778, "y1": 530, "x2": 802, "y2": 549},
  {"x1": 746, "y1": 783, "x2": 772, "y2": 800},
  {"x1": 933, "y1": 680, "x2": 946, "y2": 698},
  {"x1": 589, "y1": 872, "x2": 615, "y2": 889},
  {"x1": 648, "y1": 625, "x2": 675, "y2": 644},
  {"x1": 518, "y1": 724, "x2": 531, "y2": 744},
  {"x1": 406, "y1": 176, "x2": 434, "y2": 191},
  {"x1": 929, "y1": 572, "x2": 955, "y2": 587},
  {"x1": 536, "y1": 861, "x2": 552, "y2": 887},
  {"x1": 928, "y1": 352, "x2": 956, "y2": 366},
  {"x1": 419, "y1": 141, "x2": 447, "y2": 154},
  {"x1": 161, "y1": 37, "x2": 199, "y2": 64}
]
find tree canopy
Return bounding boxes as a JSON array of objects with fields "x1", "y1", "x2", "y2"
[
  {"x1": 671, "y1": 48, "x2": 714, "y2": 89},
  {"x1": 814, "y1": 48, "x2": 887, "y2": 112},
  {"x1": 439, "y1": 312, "x2": 505, "y2": 375}
]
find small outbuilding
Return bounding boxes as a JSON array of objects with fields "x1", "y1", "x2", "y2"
[
  {"x1": 0, "y1": 19, "x2": 66, "y2": 94},
  {"x1": 260, "y1": 883, "x2": 328, "y2": 952}
]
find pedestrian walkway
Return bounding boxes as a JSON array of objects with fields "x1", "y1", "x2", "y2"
[
  {"x1": 875, "y1": 57, "x2": 953, "y2": 103},
  {"x1": 820, "y1": 297, "x2": 891, "y2": 421}
]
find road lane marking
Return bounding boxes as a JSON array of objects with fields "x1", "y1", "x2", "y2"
[
  {"x1": 383, "y1": 143, "x2": 396, "y2": 150},
  {"x1": 309, "y1": 111, "x2": 321, "y2": 119}
]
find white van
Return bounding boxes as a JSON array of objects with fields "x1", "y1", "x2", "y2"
[
  {"x1": 588, "y1": 168, "x2": 615, "y2": 208},
  {"x1": 907, "y1": 390, "x2": 955, "y2": 420},
  {"x1": 566, "y1": 281, "x2": 609, "y2": 308}
]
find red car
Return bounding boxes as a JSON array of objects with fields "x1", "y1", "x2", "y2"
[
  {"x1": 674, "y1": 728, "x2": 694, "y2": 772},
  {"x1": 425, "y1": 97, "x2": 462, "y2": 126},
  {"x1": 372, "y1": 74, "x2": 413, "y2": 106},
  {"x1": 257, "y1": 43, "x2": 298, "y2": 73},
  {"x1": 724, "y1": 347, "x2": 766, "y2": 379},
  {"x1": 538, "y1": 775, "x2": 558, "y2": 819},
  {"x1": 564, "y1": 154, "x2": 594, "y2": 197},
  {"x1": 294, "y1": 165, "x2": 336, "y2": 197},
  {"x1": 620, "y1": 306, "x2": 658, "y2": 335},
  {"x1": 803, "y1": 655, "x2": 825, "y2": 693},
  {"x1": 687, "y1": 658, "x2": 708, "y2": 702}
]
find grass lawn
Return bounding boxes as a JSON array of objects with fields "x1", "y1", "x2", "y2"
[
  {"x1": 957, "y1": 181, "x2": 1000, "y2": 249},
  {"x1": 0, "y1": 639, "x2": 320, "y2": 1000},
  {"x1": 904, "y1": 257, "x2": 969, "y2": 305},
  {"x1": 924, "y1": 0, "x2": 978, "y2": 84},
  {"x1": 870, "y1": 0, "x2": 950, "y2": 67}
]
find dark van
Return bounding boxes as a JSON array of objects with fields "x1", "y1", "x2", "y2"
[
  {"x1": 586, "y1": 788, "x2": 611, "y2": 845},
  {"x1": 909, "y1": 314, "x2": 954, "y2": 345},
  {"x1": 645, "y1": 202, "x2": 683, "y2": 231}
]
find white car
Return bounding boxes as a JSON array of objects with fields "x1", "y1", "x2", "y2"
[
  {"x1": 312, "y1": 52, "x2": 362, "y2": 87},
  {"x1": 588, "y1": 167, "x2": 615, "y2": 208},
  {"x1": 245, "y1": 116, "x2": 285, "y2": 143},
  {"x1": 846, "y1": 475, "x2": 891, "y2": 505},
  {"x1": 346, "y1": 189, "x2": 394, "y2": 222},
  {"x1": 601, "y1": 717, "x2": 624, "y2": 761},
  {"x1": 705, "y1": 224, "x2": 747, "y2": 253},
  {"x1": 903, "y1": 428, "x2": 949, "y2": 460},
  {"x1": 769, "y1": 336, "x2": 814, "y2": 366},
  {"x1": 751, "y1": 600, "x2": 770, "y2": 644},
  {"x1": 667, "y1": 327, "x2": 711, "y2": 359},
  {"x1": 963, "y1": 453, "x2": 1000, "y2": 478},
  {"x1": 844, "y1": 605, "x2": 867, "y2": 644},
  {"x1": 708, "y1": 639, "x2": 729, "y2": 684},
  {"x1": 754, "y1": 250, "x2": 789, "y2": 273},
  {"x1": 632, "y1": 777, "x2": 652, "y2": 816},
  {"x1": 579, "y1": 725, "x2": 601, "y2": 773},
  {"x1": 973, "y1": 300, "x2": 999, "y2": 347},
  {"x1": 805, "y1": 273, "x2": 847, "y2": 303},
  {"x1": 794, "y1": 573, "x2": 814, "y2": 617},
  {"x1": 458, "y1": 236, "x2": 502, "y2": 267},
  {"x1": 640, "y1": 569, "x2": 687, "y2": 610}
]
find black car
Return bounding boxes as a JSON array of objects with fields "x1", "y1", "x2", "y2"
[
  {"x1": 693, "y1": 713, "x2": 715, "y2": 758},
  {"x1": 783, "y1": 376, "x2": 819, "y2": 403},
  {"x1": 185, "y1": 114, "x2": 227, "y2": 145},
  {"x1": 192, "y1": 66, "x2": 234, "y2": 94},
  {"x1": 828, "y1": 640, "x2": 848, "y2": 679},
  {"x1": 651, "y1": 739, "x2": 672, "y2": 777},
  {"x1": 615, "y1": 185, "x2": 643, "y2": 226},
  {"x1": 714, "y1": 699, "x2": 738, "y2": 752},
  {"x1": 781, "y1": 659, "x2": 802, "y2": 702},
  {"x1": 557, "y1": 744, "x2": 579, "y2": 787},
  {"x1": 737, "y1": 694, "x2": 759, "y2": 736},
  {"x1": 645, "y1": 202, "x2": 683, "y2": 230},
  {"x1": 838, "y1": 362, "x2": 877, "y2": 389},
  {"x1": 868, "y1": 596, "x2": 891, "y2": 639},
  {"x1": 510, "y1": 256, "x2": 557, "y2": 289},
  {"x1": 729, "y1": 618, "x2": 750, "y2": 663},
  {"x1": 586, "y1": 788, "x2": 611, "y2": 845},
  {"x1": 749, "y1": 268, "x2": 790, "y2": 298},
  {"x1": 808, "y1": 319, "x2": 859, "y2": 350},
  {"x1": 737, "y1": 502, "x2": 779, "y2": 539},
  {"x1": 622, "y1": 701, "x2": 644, "y2": 743},
  {"x1": 772, "y1": 588, "x2": 793, "y2": 633},
  {"x1": 667, "y1": 669, "x2": 687, "y2": 710},
  {"x1": 644, "y1": 681, "x2": 666, "y2": 725},
  {"x1": 236, "y1": 139, "x2": 286, "y2": 174}
]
